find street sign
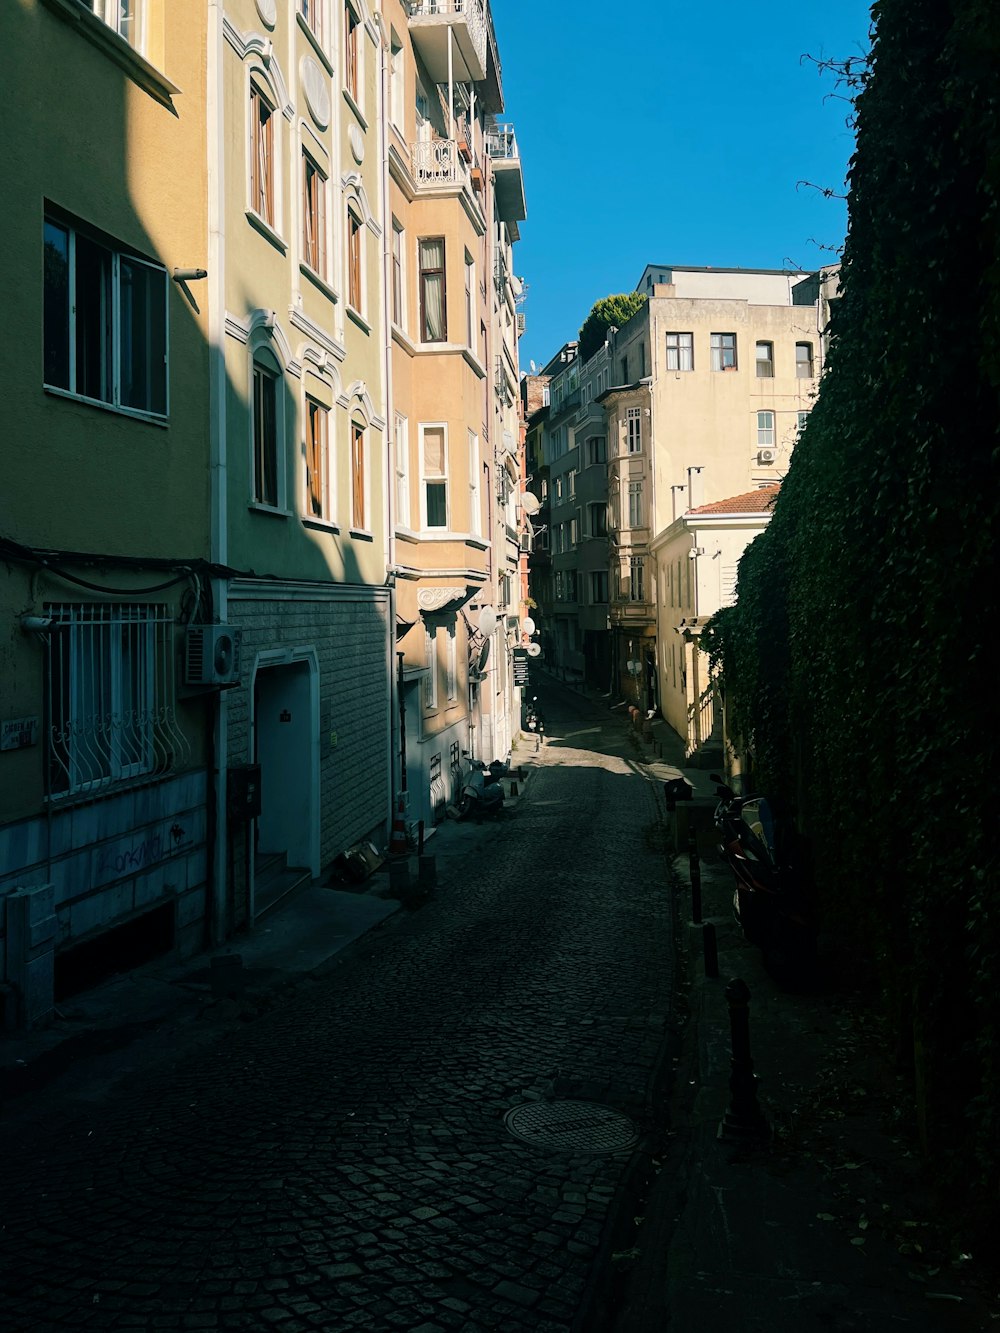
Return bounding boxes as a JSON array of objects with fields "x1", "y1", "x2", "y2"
[{"x1": 512, "y1": 648, "x2": 529, "y2": 686}]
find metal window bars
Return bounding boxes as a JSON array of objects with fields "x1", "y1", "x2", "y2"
[{"x1": 45, "y1": 603, "x2": 190, "y2": 801}]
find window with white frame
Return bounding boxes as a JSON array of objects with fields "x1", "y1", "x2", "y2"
[
  {"x1": 347, "y1": 206, "x2": 363, "y2": 312},
  {"x1": 43, "y1": 212, "x2": 167, "y2": 418},
  {"x1": 302, "y1": 151, "x2": 327, "y2": 278},
  {"x1": 250, "y1": 81, "x2": 276, "y2": 228},
  {"x1": 665, "y1": 331, "x2": 693, "y2": 371},
  {"x1": 464, "y1": 251, "x2": 475, "y2": 351},
  {"x1": 446, "y1": 625, "x2": 457, "y2": 701},
  {"x1": 351, "y1": 417, "x2": 367, "y2": 528},
  {"x1": 554, "y1": 475, "x2": 563, "y2": 501},
  {"x1": 421, "y1": 424, "x2": 448, "y2": 529},
  {"x1": 755, "y1": 340, "x2": 774, "y2": 377},
  {"x1": 626, "y1": 406, "x2": 642, "y2": 453},
  {"x1": 468, "y1": 430, "x2": 481, "y2": 536},
  {"x1": 628, "y1": 480, "x2": 643, "y2": 528},
  {"x1": 300, "y1": 0, "x2": 324, "y2": 45},
  {"x1": 424, "y1": 624, "x2": 438, "y2": 708},
  {"x1": 711, "y1": 332, "x2": 737, "y2": 371},
  {"x1": 391, "y1": 219, "x2": 405, "y2": 327},
  {"x1": 590, "y1": 570, "x2": 608, "y2": 603},
  {"x1": 344, "y1": 3, "x2": 360, "y2": 104},
  {"x1": 568, "y1": 469, "x2": 576, "y2": 498},
  {"x1": 797, "y1": 410, "x2": 809, "y2": 434},
  {"x1": 84, "y1": 0, "x2": 143, "y2": 51},
  {"x1": 587, "y1": 435, "x2": 607, "y2": 466},
  {"x1": 630, "y1": 556, "x2": 645, "y2": 601},
  {"x1": 304, "y1": 397, "x2": 330, "y2": 520},
  {"x1": 252, "y1": 353, "x2": 281, "y2": 507},
  {"x1": 394, "y1": 413, "x2": 410, "y2": 527},
  {"x1": 418, "y1": 238, "x2": 447, "y2": 342},
  {"x1": 796, "y1": 341, "x2": 815, "y2": 378},
  {"x1": 45, "y1": 603, "x2": 183, "y2": 798},
  {"x1": 589, "y1": 502, "x2": 607, "y2": 537},
  {"x1": 757, "y1": 410, "x2": 775, "y2": 447}
]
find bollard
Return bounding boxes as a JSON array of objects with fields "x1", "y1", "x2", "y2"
[
  {"x1": 688, "y1": 834, "x2": 702, "y2": 924},
  {"x1": 702, "y1": 922, "x2": 719, "y2": 978},
  {"x1": 718, "y1": 979, "x2": 770, "y2": 1140},
  {"x1": 418, "y1": 854, "x2": 436, "y2": 893},
  {"x1": 510, "y1": 781, "x2": 518, "y2": 796},
  {"x1": 388, "y1": 859, "x2": 411, "y2": 900},
  {"x1": 418, "y1": 820, "x2": 425, "y2": 855}
]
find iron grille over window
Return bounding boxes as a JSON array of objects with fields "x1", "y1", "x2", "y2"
[{"x1": 44, "y1": 603, "x2": 189, "y2": 800}]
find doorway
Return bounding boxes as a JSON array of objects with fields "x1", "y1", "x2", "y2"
[{"x1": 253, "y1": 659, "x2": 317, "y2": 908}]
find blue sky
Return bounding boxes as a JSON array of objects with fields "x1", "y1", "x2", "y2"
[{"x1": 490, "y1": 0, "x2": 873, "y2": 371}]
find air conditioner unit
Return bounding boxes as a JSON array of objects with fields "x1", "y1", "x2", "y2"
[
  {"x1": 757, "y1": 448, "x2": 776, "y2": 464},
  {"x1": 185, "y1": 625, "x2": 243, "y2": 687}
]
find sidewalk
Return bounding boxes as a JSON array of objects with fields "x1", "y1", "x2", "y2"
[
  {"x1": 0, "y1": 752, "x2": 537, "y2": 1115},
  {"x1": 607, "y1": 712, "x2": 995, "y2": 1332}
]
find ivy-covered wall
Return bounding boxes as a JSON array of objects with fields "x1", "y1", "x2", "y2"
[{"x1": 707, "y1": 0, "x2": 1000, "y2": 1210}]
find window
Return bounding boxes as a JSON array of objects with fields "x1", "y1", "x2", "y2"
[
  {"x1": 347, "y1": 209, "x2": 363, "y2": 311},
  {"x1": 421, "y1": 424, "x2": 448, "y2": 529},
  {"x1": 590, "y1": 570, "x2": 608, "y2": 603},
  {"x1": 345, "y1": 4, "x2": 360, "y2": 103},
  {"x1": 83, "y1": 0, "x2": 142, "y2": 51},
  {"x1": 304, "y1": 398, "x2": 330, "y2": 519},
  {"x1": 302, "y1": 152, "x2": 326, "y2": 277},
  {"x1": 44, "y1": 214, "x2": 167, "y2": 417},
  {"x1": 465, "y1": 252, "x2": 475, "y2": 350},
  {"x1": 300, "y1": 0, "x2": 324, "y2": 44},
  {"x1": 390, "y1": 32, "x2": 404, "y2": 126},
  {"x1": 252, "y1": 358, "x2": 280, "y2": 506},
  {"x1": 424, "y1": 627, "x2": 438, "y2": 709},
  {"x1": 665, "y1": 332, "x2": 693, "y2": 371},
  {"x1": 797, "y1": 410, "x2": 810, "y2": 434},
  {"x1": 796, "y1": 341, "x2": 815, "y2": 378},
  {"x1": 391, "y1": 219, "x2": 404, "y2": 327},
  {"x1": 755, "y1": 340, "x2": 774, "y2": 377},
  {"x1": 351, "y1": 420, "x2": 366, "y2": 528},
  {"x1": 45, "y1": 603, "x2": 180, "y2": 798},
  {"x1": 757, "y1": 411, "x2": 775, "y2": 447},
  {"x1": 395, "y1": 413, "x2": 410, "y2": 527},
  {"x1": 446, "y1": 626, "x2": 457, "y2": 701},
  {"x1": 554, "y1": 476, "x2": 564, "y2": 501},
  {"x1": 630, "y1": 557, "x2": 645, "y2": 601},
  {"x1": 628, "y1": 481, "x2": 643, "y2": 528},
  {"x1": 468, "y1": 430, "x2": 481, "y2": 536},
  {"x1": 419, "y1": 238, "x2": 446, "y2": 342},
  {"x1": 587, "y1": 435, "x2": 607, "y2": 466},
  {"x1": 589, "y1": 503, "x2": 607, "y2": 537},
  {"x1": 626, "y1": 406, "x2": 642, "y2": 454},
  {"x1": 250, "y1": 83, "x2": 275, "y2": 227},
  {"x1": 710, "y1": 332, "x2": 737, "y2": 371}
]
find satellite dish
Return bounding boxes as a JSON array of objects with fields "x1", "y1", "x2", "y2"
[
  {"x1": 476, "y1": 640, "x2": 491, "y2": 673},
  {"x1": 527, "y1": 643, "x2": 542, "y2": 658},
  {"x1": 520, "y1": 492, "x2": 540, "y2": 516},
  {"x1": 522, "y1": 616, "x2": 536, "y2": 636},
  {"x1": 530, "y1": 360, "x2": 537, "y2": 373},
  {"x1": 477, "y1": 607, "x2": 498, "y2": 637}
]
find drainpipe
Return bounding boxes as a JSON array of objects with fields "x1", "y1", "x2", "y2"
[
  {"x1": 378, "y1": 16, "x2": 400, "y2": 827},
  {"x1": 207, "y1": 0, "x2": 229, "y2": 947}
]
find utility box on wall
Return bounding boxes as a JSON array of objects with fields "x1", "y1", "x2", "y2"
[
  {"x1": 227, "y1": 764, "x2": 262, "y2": 822},
  {"x1": 5, "y1": 883, "x2": 57, "y2": 1029}
]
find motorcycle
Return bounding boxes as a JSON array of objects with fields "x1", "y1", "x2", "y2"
[
  {"x1": 457, "y1": 753, "x2": 505, "y2": 819},
  {"x1": 710, "y1": 774, "x2": 816, "y2": 974}
]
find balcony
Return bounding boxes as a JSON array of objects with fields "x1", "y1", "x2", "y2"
[
  {"x1": 410, "y1": 138, "x2": 466, "y2": 191},
  {"x1": 407, "y1": 0, "x2": 487, "y2": 84},
  {"x1": 486, "y1": 122, "x2": 526, "y2": 223}
]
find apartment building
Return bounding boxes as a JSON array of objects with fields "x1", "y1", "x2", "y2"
[
  {"x1": 382, "y1": 0, "x2": 526, "y2": 827},
  {"x1": 603, "y1": 266, "x2": 824, "y2": 709},
  {"x1": 1, "y1": 0, "x2": 212, "y2": 1026}
]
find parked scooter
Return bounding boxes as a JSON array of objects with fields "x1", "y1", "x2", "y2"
[
  {"x1": 710, "y1": 774, "x2": 815, "y2": 974},
  {"x1": 458, "y1": 753, "x2": 505, "y2": 819}
]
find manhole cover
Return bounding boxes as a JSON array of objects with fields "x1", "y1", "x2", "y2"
[{"x1": 504, "y1": 1101, "x2": 639, "y2": 1154}]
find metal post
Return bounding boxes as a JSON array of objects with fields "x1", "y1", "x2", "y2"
[
  {"x1": 702, "y1": 922, "x2": 718, "y2": 978},
  {"x1": 418, "y1": 820, "x2": 425, "y2": 855},
  {"x1": 719, "y1": 979, "x2": 769, "y2": 1140}
]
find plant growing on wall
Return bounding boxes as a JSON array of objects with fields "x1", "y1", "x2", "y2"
[{"x1": 578, "y1": 293, "x2": 647, "y2": 363}]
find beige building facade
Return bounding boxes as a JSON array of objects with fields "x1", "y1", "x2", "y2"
[{"x1": 1, "y1": 0, "x2": 212, "y2": 1026}]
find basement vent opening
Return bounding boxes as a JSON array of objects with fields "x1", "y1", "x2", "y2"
[{"x1": 54, "y1": 900, "x2": 176, "y2": 1002}]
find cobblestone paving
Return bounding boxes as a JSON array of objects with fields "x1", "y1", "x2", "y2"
[{"x1": 0, "y1": 691, "x2": 674, "y2": 1331}]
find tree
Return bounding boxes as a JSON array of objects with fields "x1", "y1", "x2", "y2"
[{"x1": 578, "y1": 293, "x2": 646, "y2": 363}]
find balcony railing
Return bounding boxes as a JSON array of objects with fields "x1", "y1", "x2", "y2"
[
  {"x1": 411, "y1": 139, "x2": 462, "y2": 188},
  {"x1": 407, "y1": 0, "x2": 487, "y2": 84},
  {"x1": 486, "y1": 120, "x2": 526, "y2": 223}
]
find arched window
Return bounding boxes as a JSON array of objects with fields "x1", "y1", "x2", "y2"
[{"x1": 251, "y1": 346, "x2": 284, "y2": 508}]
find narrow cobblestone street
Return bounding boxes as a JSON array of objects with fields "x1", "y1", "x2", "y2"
[{"x1": 0, "y1": 686, "x2": 677, "y2": 1332}]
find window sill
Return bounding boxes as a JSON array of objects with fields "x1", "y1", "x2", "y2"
[
  {"x1": 348, "y1": 528, "x2": 374, "y2": 542},
  {"x1": 44, "y1": 384, "x2": 168, "y2": 427},
  {"x1": 300, "y1": 263, "x2": 338, "y2": 303},
  {"x1": 391, "y1": 323, "x2": 416, "y2": 355},
  {"x1": 296, "y1": 12, "x2": 333, "y2": 74},
  {"x1": 346, "y1": 304, "x2": 371, "y2": 335},
  {"x1": 461, "y1": 347, "x2": 487, "y2": 379},
  {"x1": 246, "y1": 210, "x2": 288, "y2": 254},
  {"x1": 248, "y1": 501, "x2": 291, "y2": 518},
  {"x1": 302, "y1": 516, "x2": 341, "y2": 534},
  {"x1": 343, "y1": 87, "x2": 368, "y2": 130},
  {"x1": 40, "y1": 0, "x2": 180, "y2": 108}
]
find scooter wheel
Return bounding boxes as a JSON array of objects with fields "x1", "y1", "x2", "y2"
[{"x1": 458, "y1": 794, "x2": 473, "y2": 818}]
